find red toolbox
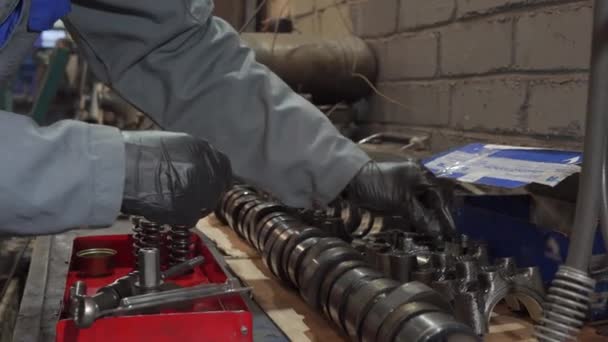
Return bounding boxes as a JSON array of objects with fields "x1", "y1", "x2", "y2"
[{"x1": 55, "y1": 234, "x2": 253, "y2": 342}]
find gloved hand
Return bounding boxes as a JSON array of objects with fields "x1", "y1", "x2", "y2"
[
  {"x1": 343, "y1": 160, "x2": 456, "y2": 239},
  {"x1": 120, "y1": 131, "x2": 232, "y2": 226}
]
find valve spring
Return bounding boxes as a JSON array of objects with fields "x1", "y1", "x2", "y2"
[
  {"x1": 133, "y1": 219, "x2": 164, "y2": 268},
  {"x1": 169, "y1": 225, "x2": 192, "y2": 266},
  {"x1": 534, "y1": 266, "x2": 596, "y2": 342},
  {"x1": 131, "y1": 216, "x2": 143, "y2": 261}
]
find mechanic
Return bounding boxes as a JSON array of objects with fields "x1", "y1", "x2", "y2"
[{"x1": 0, "y1": 0, "x2": 455, "y2": 237}]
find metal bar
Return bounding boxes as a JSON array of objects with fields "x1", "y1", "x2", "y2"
[
  {"x1": 29, "y1": 47, "x2": 70, "y2": 124},
  {"x1": 565, "y1": 0, "x2": 608, "y2": 270}
]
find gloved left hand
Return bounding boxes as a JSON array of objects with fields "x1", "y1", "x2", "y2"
[
  {"x1": 343, "y1": 160, "x2": 456, "y2": 239},
  {"x1": 120, "y1": 131, "x2": 232, "y2": 226}
]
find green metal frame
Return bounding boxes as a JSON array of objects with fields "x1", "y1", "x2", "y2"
[{"x1": 29, "y1": 47, "x2": 70, "y2": 124}]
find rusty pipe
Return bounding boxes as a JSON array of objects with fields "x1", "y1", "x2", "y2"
[{"x1": 241, "y1": 33, "x2": 377, "y2": 104}]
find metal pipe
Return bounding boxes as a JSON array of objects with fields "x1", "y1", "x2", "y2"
[
  {"x1": 565, "y1": 0, "x2": 608, "y2": 270},
  {"x1": 600, "y1": 146, "x2": 608, "y2": 261},
  {"x1": 240, "y1": 33, "x2": 377, "y2": 104},
  {"x1": 535, "y1": 2, "x2": 608, "y2": 340}
]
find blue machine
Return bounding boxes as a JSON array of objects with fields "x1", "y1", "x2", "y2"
[{"x1": 455, "y1": 194, "x2": 608, "y2": 320}]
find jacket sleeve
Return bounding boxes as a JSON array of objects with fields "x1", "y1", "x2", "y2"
[
  {"x1": 0, "y1": 111, "x2": 124, "y2": 235},
  {"x1": 63, "y1": 0, "x2": 370, "y2": 208}
]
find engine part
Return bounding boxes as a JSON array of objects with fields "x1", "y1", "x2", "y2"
[
  {"x1": 236, "y1": 200, "x2": 262, "y2": 238},
  {"x1": 412, "y1": 269, "x2": 435, "y2": 285},
  {"x1": 343, "y1": 278, "x2": 398, "y2": 341},
  {"x1": 376, "y1": 302, "x2": 442, "y2": 342},
  {"x1": 287, "y1": 236, "x2": 323, "y2": 287},
  {"x1": 240, "y1": 34, "x2": 377, "y2": 104},
  {"x1": 131, "y1": 218, "x2": 164, "y2": 265},
  {"x1": 320, "y1": 259, "x2": 367, "y2": 318},
  {"x1": 296, "y1": 238, "x2": 347, "y2": 286},
  {"x1": 388, "y1": 252, "x2": 417, "y2": 283},
  {"x1": 135, "y1": 248, "x2": 162, "y2": 293},
  {"x1": 393, "y1": 311, "x2": 479, "y2": 342},
  {"x1": 69, "y1": 281, "x2": 87, "y2": 318},
  {"x1": 163, "y1": 256, "x2": 205, "y2": 279},
  {"x1": 328, "y1": 267, "x2": 384, "y2": 331},
  {"x1": 168, "y1": 225, "x2": 193, "y2": 266},
  {"x1": 361, "y1": 282, "x2": 453, "y2": 342},
  {"x1": 281, "y1": 226, "x2": 328, "y2": 286},
  {"x1": 535, "y1": 3, "x2": 608, "y2": 341},
  {"x1": 262, "y1": 220, "x2": 298, "y2": 281},
  {"x1": 535, "y1": 266, "x2": 596, "y2": 342},
  {"x1": 131, "y1": 216, "x2": 143, "y2": 259},
  {"x1": 75, "y1": 281, "x2": 251, "y2": 328},
  {"x1": 431, "y1": 258, "x2": 546, "y2": 336},
  {"x1": 75, "y1": 248, "x2": 117, "y2": 278},
  {"x1": 218, "y1": 186, "x2": 255, "y2": 223},
  {"x1": 268, "y1": 226, "x2": 303, "y2": 284},
  {"x1": 257, "y1": 215, "x2": 297, "y2": 253},
  {"x1": 226, "y1": 194, "x2": 258, "y2": 230},
  {"x1": 217, "y1": 187, "x2": 476, "y2": 340},
  {"x1": 70, "y1": 253, "x2": 206, "y2": 328},
  {"x1": 300, "y1": 245, "x2": 363, "y2": 310},
  {"x1": 243, "y1": 202, "x2": 286, "y2": 246}
]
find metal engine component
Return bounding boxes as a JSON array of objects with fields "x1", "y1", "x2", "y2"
[
  {"x1": 300, "y1": 244, "x2": 363, "y2": 310},
  {"x1": 135, "y1": 248, "x2": 162, "y2": 293},
  {"x1": 343, "y1": 278, "x2": 399, "y2": 341},
  {"x1": 535, "y1": 266, "x2": 596, "y2": 341},
  {"x1": 168, "y1": 224, "x2": 193, "y2": 266},
  {"x1": 75, "y1": 281, "x2": 251, "y2": 328},
  {"x1": 427, "y1": 257, "x2": 546, "y2": 336},
  {"x1": 361, "y1": 282, "x2": 453, "y2": 342},
  {"x1": 131, "y1": 216, "x2": 164, "y2": 265},
  {"x1": 393, "y1": 311, "x2": 479, "y2": 342},
  {"x1": 328, "y1": 267, "x2": 384, "y2": 332},
  {"x1": 240, "y1": 34, "x2": 377, "y2": 104},
  {"x1": 70, "y1": 252, "x2": 206, "y2": 328},
  {"x1": 218, "y1": 186, "x2": 477, "y2": 341}
]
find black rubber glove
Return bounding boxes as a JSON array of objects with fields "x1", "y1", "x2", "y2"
[
  {"x1": 344, "y1": 160, "x2": 456, "y2": 239},
  {"x1": 120, "y1": 131, "x2": 232, "y2": 226}
]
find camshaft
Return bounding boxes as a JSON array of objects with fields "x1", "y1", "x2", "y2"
[{"x1": 216, "y1": 185, "x2": 478, "y2": 342}]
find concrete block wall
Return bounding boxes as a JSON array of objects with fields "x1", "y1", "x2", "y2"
[{"x1": 289, "y1": 0, "x2": 592, "y2": 147}]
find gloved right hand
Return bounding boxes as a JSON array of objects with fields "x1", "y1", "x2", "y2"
[
  {"x1": 343, "y1": 159, "x2": 456, "y2": 239},
  {"x1": 120, "y1": 131, "x2": 232, "y2": 226}
]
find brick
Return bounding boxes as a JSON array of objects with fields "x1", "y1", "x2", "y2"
[
  {"x1": 441, "y1": 18, "x2": 512, "y2": 75},
  {"x1": 527, "y1": 79, "x2": 587, "y2": 136},
  {"x1": 515, "y1": 6, "x2": 592, "y2": 70},
  {"x1": 457, "y1": 0, "x2": 527, "y2": 17},
  {"x1": 367, "y1": 82, "x2": 450, "y2": 126},
  {"x1": 319, "y1": 5, "x2": 352, "y2": 37},
  {"x1": 291, "y1": 0, "x2": 315, "y2": 17},
  {"x1": 382, "y1": 33, "x2": 438, "y2": 79},
  {"x1": 451, "y1": 78, "x2": 527, "y2": 131},
  {"x1": 351, "y1": 0, "x2": 398, "y2": 37},
  {"x1": 399, "y1": 0, "x2": 455, "y2": 30}
]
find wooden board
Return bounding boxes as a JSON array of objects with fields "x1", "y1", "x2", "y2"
[{"x1": 197, "y1": 216, "x2": 605, "y2": 342}]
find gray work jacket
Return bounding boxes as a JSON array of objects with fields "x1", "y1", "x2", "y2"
[{"x1": 0, "y1": 0, "x2": 370, "y2": 235}]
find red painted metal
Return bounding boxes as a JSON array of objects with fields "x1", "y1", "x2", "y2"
[{"x1": 55, "y1": 234, "x2": 252, "y2": 342}]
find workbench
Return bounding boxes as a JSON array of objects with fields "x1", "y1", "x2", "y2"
[{"x1": 12, "y1": 217, "x2": 606, "y2": 341}]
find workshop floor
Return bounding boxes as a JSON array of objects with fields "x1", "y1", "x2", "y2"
[{"x1": 196, "y1": 216, "x2": 606, "y2": 342}]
